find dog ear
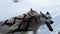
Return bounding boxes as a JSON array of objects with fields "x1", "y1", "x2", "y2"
[
  {"x1": 40, "y1": 11, "x2": 44, "y2": 15},
  {"x1": 30, "y1": 8, "x2": 33, "y2": 11},
  {"x1": 46, "y1": 12, "x2": 50, "y2": 15}
]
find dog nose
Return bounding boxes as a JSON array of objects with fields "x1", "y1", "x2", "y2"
[{"x1": 50, "y1": 21, "x2": 53, "y2": 24}]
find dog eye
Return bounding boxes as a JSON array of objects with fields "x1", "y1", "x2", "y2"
[
  {"x1": 49, "y1": 17, "x2": 52, "y2": 18},
  {"x1": 46, "y1": 18, "x2": 48, "y2": 19}
]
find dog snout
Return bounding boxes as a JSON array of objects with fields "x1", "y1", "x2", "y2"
[{"x1": 50, "y1": 21, "x2": 53, "y2": 24}]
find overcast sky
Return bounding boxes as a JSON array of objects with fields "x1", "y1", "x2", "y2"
[{"x1": 0, "y1": 0, "x2": 60, "y2": 34}]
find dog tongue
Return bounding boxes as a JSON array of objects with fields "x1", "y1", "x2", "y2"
[{"x1": 45, "y1": 22, "x2": 53, "y2": 31}]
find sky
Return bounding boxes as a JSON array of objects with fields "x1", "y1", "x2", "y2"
[{"x1": 0, "y1": 0, "x2": 60, "y2": 34}]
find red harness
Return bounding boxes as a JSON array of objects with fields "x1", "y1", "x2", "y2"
[
  {"x1": 3, "y1": 14, "x2": 26, "y2": 26},
  {"x1": 3, "y1": 14, "x2": 34, "y2": 33}
]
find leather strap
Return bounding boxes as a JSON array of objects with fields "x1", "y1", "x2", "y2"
[{"x1": 3, "y1": 14, "x2": 26, "y2": 26}]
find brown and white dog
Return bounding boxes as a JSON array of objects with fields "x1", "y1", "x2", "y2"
[{"x1": 0, "y1": 8, "x2": 54, "y2": 34}]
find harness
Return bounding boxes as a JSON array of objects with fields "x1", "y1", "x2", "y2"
[
  {"x1": 3, "y1": 14, "x2": 27, "y2": 26},
  {"x1": 17, "y1": 13, "x2": 34, "y2": 31},
  {"x1": 3, "y1": 13, "x2": 34, "y2": 33},
  {"x1": 13, "y1": 13, "x2": 34, "y2": 32}
]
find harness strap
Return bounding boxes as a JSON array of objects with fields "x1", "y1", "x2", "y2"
[
  {"x1": 4, "y1": 20, "x2": 8, "y2": 24},
  {"x1": 18, "y1": 13, "x2": 34, "y2": 30},
  {"x1": 24, "y1": 13, "x2": 31, "y2": 30},
  {"x1": 10, "y1": 14, "x2": 33, "y2": 33},
  {"x1": 18, "y1": 13, "x2": 32, "y2": 30},
  {"x1": 8, "y1": 14, "x2": 35, "y2": 33},
  {"x1": 12, "y1": 14, "x2": 26, "y2": 25},
  {"x1": 3, "y1": 17, "x2": 17, "y2": 26},
  {"x1": 9, "y1": 29, "x2": 32, "y2": 33},
  {"x1": 3, "y1": 19, "x2": 15, "y2": 26},
  {"x1": 17, "y1": 14, "x2": 26, "y2": 29},
  {"x1": 3, "y1": 14, "x2": 26, "y2": 26},
  {"x1": 12, "y1": 14, "x2": 26, "y2": 26}
]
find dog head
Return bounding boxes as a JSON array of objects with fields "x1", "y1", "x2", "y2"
[{"x1": 40, "y1": 11, "x2": 54, "y2": 31}]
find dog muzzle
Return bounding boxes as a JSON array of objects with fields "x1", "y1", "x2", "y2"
[
  {"x1": 45, "y1": 21, "x2": 53, "y2": 31},
  {"x1": 50, "y1": 21, "x2": 54, "y2": 24}
]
